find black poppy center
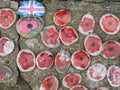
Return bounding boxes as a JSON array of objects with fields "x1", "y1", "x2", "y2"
[
  {"x1": 66, "y1": 33, "x2": 71, "y2": 37},
  {"x1": 25, "y1": 59, "x2": 28, "y2": 62},
  {"x1": 4, "y1": 16, "x2": 9, "y2": 19},
  {"x1": 60, "y1": 15, "x2": 64, "y2": 19},
  {"x1": 27, "y1": 24, "x2": 33, "y2": 29},
  {"x1": 85, "y1": 22, "x2": 90, "y2": 27},
  {"x1": 108, "y1": 22, "x2": 112, "y2": 26},
  {"x1": 108, "y1": 47, "x2": 114, "y2": 52},
  {"x1": 47, "y1": 83, "x2": 52, "y2": 88},
  {"x1": 80, "y1": 57, "x2": 83, "y2": 60},
  {"x1": 43, "y1": 59, "x2": 46, "y2": 62},
  {"x1": 91, "y1": 42, "x2": 95, "y2": 47},
  {"x1": 70, "y1": 78, "x2": 75, "y2": 82}
]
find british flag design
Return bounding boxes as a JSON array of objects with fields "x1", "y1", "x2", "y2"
[{"x1": 18, "y1": 0, "x2": 45, "y2": 17}]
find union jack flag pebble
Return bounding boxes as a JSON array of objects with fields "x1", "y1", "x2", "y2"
[{"x1": 18, "y1": 0, "x2": 45, "y2": 17}]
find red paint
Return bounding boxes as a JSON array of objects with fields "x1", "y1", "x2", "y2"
[
  {"x1": 59, "y1": 26, "x2": 78, "y2": 46},
  {"x1": 0, "y1": 8, "x2": 16, "y2": 29},
  {"x1": 36, "y1": 51, "x2": 54, "y2": 70},
  {"x1": 71, "y1": 50, "x2": 91, "y2": 70},
  {"x1": 54, "y1": 9, "x2": 71, "y2": 26},
  {"x1": 0, "y1": 38, "x2": 8, "y2": 53},
  {"x1": 0, "y1": 72, "x2": 6, "y2": 80},
  {"x1": 63, "y1": 73, "x2": 81, "y2": 88},
  {"x1": 42, "y1": 26, "x2": 59, "y2": 48},
  {"x1": 70, "y1": 85, "x2": 88, "y2": 90},
  {"x1": 102, "y1": 40, "x2": 120, "y2": 59},
  {"x1": 40, "y1": 76, "x2": 58, "y2": 90},
  {"x1": 84, "y1": 34, "x2": 102, "y2": 56}
]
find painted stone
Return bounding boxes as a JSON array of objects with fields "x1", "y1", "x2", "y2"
[
  {"x1": 0, "y1": 37, "x2": 15, "y2": 56},
  {"x1": 71, "y1": 50, "x2": 91, "y2": 70},
  {"x1": 36, "y1": 51, "x2": 54, "y2": 70},
  {"x1": 0, "y1": 66, "x2": 12, "y2": 81},
  {"x1": 101, "y1": 40, "x2": 120, "y2": 59},
  {"x1": 55, "y1": 50, "x2": 71, "y2": 73},
  {"x1": 87, "y1": 63, "x2": 107, "y2": 82},
  {"x1": 59, "y1": 26, "x2": 78, "y2": 46},
  {"x1": 84, "y1": 34, "x2": 102, "y2": 56},
  {"x1": 53, "y1": 9, "x2": 71, "y2": 26},
  {"x1": 70, "y1": 85, "x2": 88, "y2": 90},
  {"x1": 99, "y1": 14, "x2": 120, "y2": 35},
  {"x1": 16, "y1": 16, "x2": 44, "y2": 38},
  {"x1": 62, "y1": 73, "x2": 81, "y2": 88},
  {"x1": 18, "y1": 0, "x2": 45, "y2": 17},
  {"x1": 0, "y1": 8, "x2": 16, "y2": 29},
  {"x1": 79, "y1": 13, "x2": 95, "y2": 35},
  {"x1": 107, "y1": 66, "x2": 120, "y2": 87},
  {"x1": 41, "y1": 25, "x2": 60, "y2": 48},
  {"x1": 17, "y1": 49, "x2": 35, "y2": 72},
  {"x1": 39, "y1": 76, "x2": 58, "y2": 90}
]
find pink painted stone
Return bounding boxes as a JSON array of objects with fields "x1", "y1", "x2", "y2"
[{"x1": 70, "y1": 85, "x2": 88, "y2": 90}]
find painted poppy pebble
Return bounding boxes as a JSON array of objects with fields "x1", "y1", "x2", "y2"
[
  {"x1": 101, "y1": 40, "x2": 120, "y2": 59},
  {"x1": 71, "y1": 50, "x2": 91, "y2": 70},
  {"x1": 39, "y1": 76, "x2": 58, "y2": 90},
  {"x1": 87, "y1": 63, "x2": 107, "y2": 82},
  {"x1": 0, "y1": 37, "x2": 15, "y2": 56},
  {"x1": 99, "y1": 14, "x2": 120, "y2": 35},
  {"x1": 0, "y1": 66, "x2": 12, "y2": 81},
  {"x1": 16, "y1": 16, "x2": 44, "y2": 38},
  {"x1": 18, "y1": 0, "x2": 45, "y2": 17},
  {"x1": 55, "y1": 50, "x2": 71, "y2": 73},
  {"x1": 107, "y1": 66, "x2": 120, "y2": 87},
  {"x1": 62, "y1": 73, "x2": 81, "y2": 88},
  {"x1": 70, "y1": 85, "x2": 88, "y2": 90},
  {"x1": 79, "y1": 13, "x2": 95, "y2": 35},
  {"x1": 41, "y1": 25, "x2": 60, "y2": 48},
  {"x1": 36, "y1": 51, "x2": 54, "y2": 70},
  {"x1": 84, "y1": 34, "x2": 102, "y2": 56},
  {"x1": 17, "y1": 49, "x2": 35, "y2": 72},
  {"x1": 0, "y1": 8, "x2": 16, "y2": 29},
  {"x1": 59, "y1": 26, "x2": 78, "y2": 46},
  {"x1": 96, "y1": 87, "x2": 110, "y2": 90},
  {"x1": 53, "y1": 9, "x2": 71, "y2": 26}
]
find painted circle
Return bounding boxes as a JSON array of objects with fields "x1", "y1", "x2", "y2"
[
  {"x1": 36, "y1": 51, "x2": 54, "y2": 70},
  {"x1": 101, "y1": 40, "x2": 120, "y2": 59},
  {"x1": 84, "y1": 34, "x2": 102, "y2": 56},
  {"x1": 0, "y1": 37, "x2": 15, "y2": 56},
  {"x1": 41, "y1": 25, "x2": 60, "y2": 48},
  {"x1": 55, "y1": 50, "x2": 71, "y2": 73},
  {"x1": 107, "y1": 66, "x2": 120, "y2": 87},
  {"x1": 70, "y1": 85, "x2": 88, "y2": 90},
  {"x1": 39, "y1": 76, "x2": 58, "y2": 90},
  {"x1": 17, "y1": 49, "x2": 35, "y2": 72},
  {"x1": 79, "y1": 13, "x2": 95, "y2": 35},
  {"x1": 59, "y1": 26, "x2": 78, "y2": 46},
  {"x1": 62, "y1": 73, "x2": 81, "y2": 88},
  {"x1": 87, "y1": 63, "x2": 107, "y2": 82},
  {"x1": 16, "y1": 17, "x2": 44, "y2": 38},
  {"x1": 53, "y1": 9, "x2": 71, "y2": 26},
  {"x1": 99, "y1": 14, "x2": 120, "y2": 35},
  {"x1": 0, "y1": 8, "x2": 16, "y2": 29},
  {"x1": 71, "y1": 50, "x2": 91, "y2": 70},
  {"x1": 0, "y1": 66, "x2": 12, "y2": 81}
]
